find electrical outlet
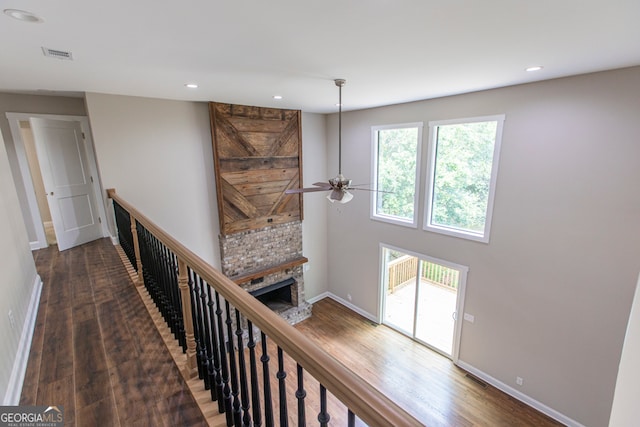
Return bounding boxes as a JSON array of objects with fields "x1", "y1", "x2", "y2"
[
  {"x1": 516, "y1": 376, "x2": 524, "y2": 386},
  {"x1": 463, "y1": 313, "x2": 475, "y2": 323},
  {"x1": 347, "y1": 294, "x2": 352, "y2": 301},
  {"x1": 303, "y1": 263, "x2": 310, "y2": 272},
  {"x1": 8, "y1": 310, "x2": 16, "y2": 329}
]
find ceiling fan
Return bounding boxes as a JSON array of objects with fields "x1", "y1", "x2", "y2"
[{"x1": 286, "y1": 79, "x2": 365, "y2": 204}]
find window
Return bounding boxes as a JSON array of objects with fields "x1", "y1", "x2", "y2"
[
  {"x1": 379, "y1": 243, "x2": 468, "y2": 360},
  {"x1": 371, "y1": 123, "x2": 423, "y2": 227},
  {"x1": 424, "y1": 115, "x2": 505, "y2": 242}
]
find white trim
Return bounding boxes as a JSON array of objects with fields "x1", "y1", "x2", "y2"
[
  {"x1": 456, "y1": 360, "x2": 585, "y2": 427},
  {"x1": 110, "y1": 234, "x2": 119, "y2": 245},
  {"x1": 370, "y1": 122, "x2": 423, "y2": 228},
  {"x1": 308, "y1": 292, "x2": 378, "y2": 323},
  {"x1": 6, "y1": 115, "x2": 48, "y2": 249},
  {"x1": 5, "y1": 113, "x2": 110, "y2": 246},
  {"x1": 306, "y1": 291, "x2": 330, "y2": 304},
  {"x1": 378, "y1": 242, "x2": 468, "y2": 362},
  {"x1": 423, "y1": 114, "x2": 505, "y2": 243},
  {"x1": 3, "y1": 274, "x2": 43, "y2": 405}
]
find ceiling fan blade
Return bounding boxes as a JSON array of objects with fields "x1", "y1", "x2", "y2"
[
  {"x1": 285, "y1": 187, "x2": 332, "y2": 194},
  {"x1": 311, "y1": 182, "x2": 332, "y2": 188},
  {"x1": 350, "y1": 187, "x2": 394, "y2": 193}
]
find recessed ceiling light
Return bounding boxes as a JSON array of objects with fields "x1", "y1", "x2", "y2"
[
  {"x1": 3, "y1": 9, "x2": 43, "y2": 23},
  {"x1": 526, "y1": 66, "x2": 544, "y2": 72},
  {"x1": 273, "y1": 95, "x2": 283, "y2": 100},
  {"x1": 185, "y1": 83, "x2": 198, "y2": 89}
]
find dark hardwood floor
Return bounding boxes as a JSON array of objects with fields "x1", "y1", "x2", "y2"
[
  {"x1": 22, "y1": 239, "x2": 207, "y2": 427},
  {"x1": 22, "y1": 238, "x2": 562, "y2": 426}
]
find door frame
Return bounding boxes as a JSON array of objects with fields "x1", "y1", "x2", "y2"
[
  {"x1": 6, "y1": 112, "x2": 109, "y2": 250},
  {"x1": 378, "y1": 242, "x2": 469, "y2": 362}
]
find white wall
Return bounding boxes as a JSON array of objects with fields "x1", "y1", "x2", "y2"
[
  {"x1": 0, "y1": 93, "x2": 86, "y2": 243},
  {"x1": 84, "y1": 93, "x2": 329, "y2": 299},
  {"x1": 300, "y1": 113, "x2": 328, "y2": 299},
  {"x1": 325, "y1": 67, "x2": 640, "y2": 427},
  {"x1": 609, "y1": 273, "x2": 640, "y2": 427},
  {"x1": 85, "y1": 93, "x2": 222, "y2": 266},
  {"x1": 0, "y1": 128, "x2": 40, "y2": 403}
]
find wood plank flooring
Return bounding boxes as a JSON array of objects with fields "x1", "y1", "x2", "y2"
[
  {"x1": 22, "y1": 239, "x2": 207, "y2": 427},
  {"x1": 296, "y1": 299, "x2": 563, "y2": 427},
  {"x1": 23, "y1": 238, "x2": 563, "y2": 426}
]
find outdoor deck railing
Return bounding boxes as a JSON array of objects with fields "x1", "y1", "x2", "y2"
[
  {"x1": 388, "y1": 255, "x2": 459, "y2": 293},
  {"x1": 108, "y1": 188, "x2": 422, "y2": 427}
]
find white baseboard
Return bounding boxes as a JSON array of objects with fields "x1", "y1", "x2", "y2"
[
  {"x1": 110, "y1": 234, "x2": 119, "y2": 245},
  {"x1": 29, "y1": 241, "x2": 49, "y2": 251},
  {"x1": 306, "y1": 291, "x2": 330, "y2": 304},
  {"x1": 3, "y1": 274, "x2": 43, "y2": 405},
  {"x1": 456, "y1": 360, "x2": 585, "y2": 427},
  {"x1": 312, "y1": 292, "x2": 378, "y2": 323}
]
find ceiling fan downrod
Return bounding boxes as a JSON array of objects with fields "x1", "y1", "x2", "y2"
[{"x1": 335, "y1": 79, "x2": 346, "y2": 176}]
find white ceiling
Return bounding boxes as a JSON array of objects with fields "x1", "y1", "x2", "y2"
[{"x1": 1, "y1": 0, "x2": 639, "y2": 113}]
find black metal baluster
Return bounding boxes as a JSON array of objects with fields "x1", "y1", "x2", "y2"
[
  {"x1": 197, "y1": 275, "x2": 213, "y2": 393},
  {"x1": 147, "y1": 231, "x2": 163, "y2": 315},
  {"x1": 261, "y1": 332, "x2": 274, "y2": 427},
  {"x1": 113, "y1": 201, "x2": 136, "y2": 268},
  {"x1": 317, "y1": 385, "x2": 330, "y2": 427},
  {"x1": 169, "y1": 249, "x2": 187, "y2": 353},
  {"x1": 207, "y1": 284, "x2": 223, "y2": 405},
  {"x1": 188, "y1": 269, "x2": 205, "y2": 383},
  {"x1": 155, "y1": 236, "x2": 172, "y2": 331},
  {"x1": 215, "y1": 292, "x2": 232, "y2": 422},
  {"x1": 138, "y1": 225, "x2": 155, "y2": 300},
  {"x1": 277, "y1": 347, "x2": 288, "y2": 427},
  {"x1": 171, "y1": 251, "x2": 186, "y2": 350},
  {"x1": 225, "y1": 301, "x2": 242, "y2": 426},
  {"x1": 296, "y1": 364, "x2": 306, "y2": 426},
  {"x1": 347, "y1": 410, "x2": 355, "y2": 427},
  {"x1": 235, "y1": 310, "x2": 251, "y2": 427},
  {"x1": 247, "y1": 321, "x2": 262, "y2": 427}
]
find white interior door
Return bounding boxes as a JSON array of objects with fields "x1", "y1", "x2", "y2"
[{"x1": 30, "y1": 118, "x2": 103, "y2": 251}]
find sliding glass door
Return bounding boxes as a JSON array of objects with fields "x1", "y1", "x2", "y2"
[{"x1": 381, "y1": 245, "x2": 467, "y2": 359}]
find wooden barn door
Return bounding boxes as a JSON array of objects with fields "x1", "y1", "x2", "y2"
[{"x1": 209, "y1": 103, "x2": 303, "y2": 235}]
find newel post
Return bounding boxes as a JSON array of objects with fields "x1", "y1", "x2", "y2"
[
  {"x1": 178, "y1": 258, "x2": 198, "y2": 378},
  {"x1": 130, "y1": 215, "x2": 144, "y2": 287}
]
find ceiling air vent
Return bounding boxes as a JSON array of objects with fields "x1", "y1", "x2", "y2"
[{"x1": 41, "y1": 47, "x2": 73, "y2": 60}]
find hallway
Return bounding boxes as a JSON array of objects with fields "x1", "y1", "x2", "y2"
[{"x1": 22, "y1": 239, "x2": 206, "y2": 426}]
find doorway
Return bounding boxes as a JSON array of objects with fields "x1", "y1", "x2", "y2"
[
  {"x1": 6, "y1": 113, "x2": 109, "y2": 250},
  {"x1": 380, "y1": 244, "x2": 468, "y2": 360}
]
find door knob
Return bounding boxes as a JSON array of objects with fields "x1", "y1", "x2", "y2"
[{"x1": 49, "y1": 192, "x2": 54, "y2": 196}]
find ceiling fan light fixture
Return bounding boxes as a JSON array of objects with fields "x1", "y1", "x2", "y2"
[{"x1": 326, "y1": 189, "x2": 353, "y2": 204}]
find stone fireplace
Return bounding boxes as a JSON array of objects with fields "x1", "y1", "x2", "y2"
[
  {"x1": 219, "y1": 221, "x2": 312, "y2": 325},
  {"x1": 210, "y1": 102, "x2": 311, "y2": 324}
]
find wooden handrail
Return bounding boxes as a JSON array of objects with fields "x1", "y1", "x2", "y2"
[{"x1": 107, "y1": 188, "x2": 422, "y2": 427}]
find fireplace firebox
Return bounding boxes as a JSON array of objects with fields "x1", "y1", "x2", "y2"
[{"x1": 250, "y1": 278, "x2": 295, "y2": 311}]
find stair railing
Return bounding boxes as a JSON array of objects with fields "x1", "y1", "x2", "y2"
[{"x1": 108, "y1": 188, "x2": 422, "y2": 427}]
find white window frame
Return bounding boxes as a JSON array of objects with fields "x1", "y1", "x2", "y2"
[
  {"x1": 378, "y1": 242, "x2": 469, "y2": 362},
  {"x1": 423, "y1": 114, "x2": 505, "y2": 243},
  {"x1": 370, "y1": 122, "x2": 423, "y2": 228}
]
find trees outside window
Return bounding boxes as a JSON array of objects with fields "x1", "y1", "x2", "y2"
[
  {"x1": 371, "y1": 123, "x2": 423, "y2": 227},
  {"x1": 425, "y1": 115, "x2": 504, "y2": 242}
]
